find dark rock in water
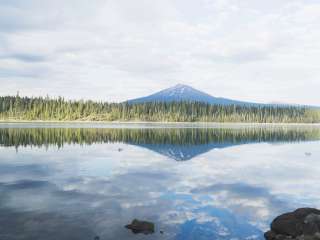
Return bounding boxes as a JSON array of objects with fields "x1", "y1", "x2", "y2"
[
  {"x1": 94, "y1": 236, "x2": 100, "y2": 240},
  {"x1": 265, "y1": 208, "x2": 320, "y2": 240},
  {"x1": 264, "y1": 230, "x2": 277, "y2": 240},
  {"x1": 125, "y1": 219, "x2": 155, "y2": 235}
]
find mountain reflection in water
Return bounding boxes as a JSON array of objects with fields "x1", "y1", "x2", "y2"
[
  {"x1": 0, "y1": 124, "x2": 320, "y2": 240},
  {"x1": 0, "y1": 126, "x2": 319, "y2": 161}
]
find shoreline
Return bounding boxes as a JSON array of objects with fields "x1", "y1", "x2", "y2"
[{"x1": 0, "y1": 120, "x2": 320, "y2": 128}]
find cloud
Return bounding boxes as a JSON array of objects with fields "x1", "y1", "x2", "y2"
[{"x1": 0, "y1": 0, "x2": 319, "y2": 104}]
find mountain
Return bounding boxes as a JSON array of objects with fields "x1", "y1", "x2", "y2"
[{"x1": 127, "y1": 84, "x2": 258, "y2": 106}]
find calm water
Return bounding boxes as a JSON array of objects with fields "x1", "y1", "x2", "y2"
[{"x1": 0, "y1": 123, "x2": 320, "y2": 240}]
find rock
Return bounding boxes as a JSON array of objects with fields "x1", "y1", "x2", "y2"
[
  {"x1": 271, "y1": 212, "x2": 303, "y2": 237},
  {"x1": 303, "y1": 213, "x2": 320, "y2": 236},
  {"x1": 265, "y1": 208, "x2": 320, "y2": 240},
  {"x1": 264, "y1": 230, "x2": 276, "y2": 240},
  {"x1": 125, "y1": 219, "x2": 155, "y2": 235}
]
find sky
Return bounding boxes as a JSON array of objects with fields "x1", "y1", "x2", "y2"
[{"x1": 0, "y1": 0, "x2": 319, "y2": 105}]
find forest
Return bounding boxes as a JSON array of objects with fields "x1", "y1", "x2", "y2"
[{"x1": 0, "y1": 95, "x2": 320, "y2": 123}]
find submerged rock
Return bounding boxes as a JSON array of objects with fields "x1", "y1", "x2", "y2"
[
  {"x1": 265, "y1": 208, "x2": 320, "y2": 240},
  {"x1": 125, "y1": 219, "x2": 155, "y2": 234}
]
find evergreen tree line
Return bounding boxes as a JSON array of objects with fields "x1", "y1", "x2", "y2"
[{"x1": 0, "y1": 95, "x2": 319, "y2": 123}]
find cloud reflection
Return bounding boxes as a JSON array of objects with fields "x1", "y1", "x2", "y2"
[{"x1": 0, "y1": 127, "x2": 320, "y2": 239}]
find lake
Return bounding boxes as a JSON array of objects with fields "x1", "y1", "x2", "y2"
[{"x1": 0, "y1": 123, "x2": 320, "y2": 240}]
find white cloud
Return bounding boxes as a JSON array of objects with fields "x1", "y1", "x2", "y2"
[{"x1": 0, "y1": 0, "x2": 319, "y2": 105}]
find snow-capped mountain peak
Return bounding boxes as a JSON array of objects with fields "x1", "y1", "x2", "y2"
[
  {"x1": 127, "y1": 84, "x2": 256, "y2": 105},
  {"x1": 157, "y1": 84, "x2": 204, "y2": 98}
]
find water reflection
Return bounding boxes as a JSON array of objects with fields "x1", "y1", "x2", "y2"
[
  {"x1": 1, "y1": 126, "x2": 320, "y2": 161},
  {"x1": 0, "y1": 125, "x2": 319, "y2": 240}
]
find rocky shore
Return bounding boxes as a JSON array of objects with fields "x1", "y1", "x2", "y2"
[{"x1": 265, "y1": 208, "x2": 320, "y2": 240}]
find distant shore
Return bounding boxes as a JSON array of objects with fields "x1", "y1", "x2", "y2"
[{"x1": 0, "y1": 120, "x2": 319, "y2": 128}]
